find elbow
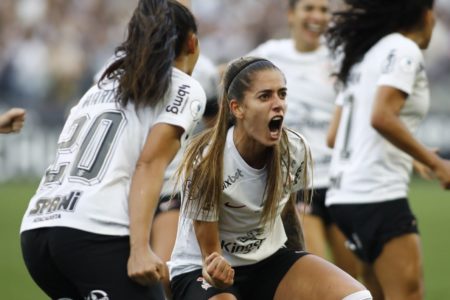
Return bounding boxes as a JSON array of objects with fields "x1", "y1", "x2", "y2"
[{"x1": 370, "y1": 112, "x2": 389, "y2": 134}]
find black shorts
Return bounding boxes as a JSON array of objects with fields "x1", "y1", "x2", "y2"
[
  {"x1": 155, "y1": 193, "x2": 182, "y2": 216},
  {"x1": 171, "y1": 248, "x2": 308, "y2": 300},
  {"x1": 328, "y1": 198, "x2": 419, "y2": 263},
  {"x1": 296, "y1": 188, "x2": 333, "y2": 226},
  {"x1": 21, "y1": 227, "x2": 164, "y2": 300}
]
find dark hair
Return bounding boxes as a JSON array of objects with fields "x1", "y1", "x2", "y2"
[
  {"x1": 327, "y1": 0, "x2": 434, "y2": 86},
  {"x1": 288, "y1": 0, "x2": 301, "y2": 9},
  {"x1": 99, "y1": 0, "x2": 197, "y2": 108}
]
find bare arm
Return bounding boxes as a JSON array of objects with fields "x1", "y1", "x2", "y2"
[
  {"x1": 127, "y1": 123, "x2": 183, "y2": 286},
  {"x1": 326, "y1": 105, "x2": 342, "y2": 148},
  {"x1": 0, "y1": 108, "x2": 26, "y2": 134},
  {"x1": 193, "y1": 220, "x2": 234, "y2": 288},
  {"x1": 371, "y1": 86, "x2": 450, "y2": 189},
  {"x1": 281, "y1": 193, "x2": 305, "y2": 251}
]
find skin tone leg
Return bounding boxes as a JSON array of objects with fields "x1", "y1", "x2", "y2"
[
  {"x1": 361, "y1": 264, "x2": 384, "y2": 300},
  {"x1": 373, "y1": 233, "x2": 423, "y2": 300},
  {"x1": 274, "y1": 254, "x2": 367, "y2": 300},
  {"x1": 210, "y1": 294, "x2": 237, "y2": 300},
  {"x1": 327, "y1": 223, "x2": 361, "y2": 278},
  {"x1": 150, "y1": 209, "x2": 180, "y2": 298}
]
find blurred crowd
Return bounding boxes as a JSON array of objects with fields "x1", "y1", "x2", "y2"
[{"x1": 0, "y1": 0, "x2": 449, "y2": 127}]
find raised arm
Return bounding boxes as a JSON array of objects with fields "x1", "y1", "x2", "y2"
[
  {"x1": 193, "y1": 220, "x2": 235, "y2": 289},
  {"x1": 128, "y1": 123, "x2": 183, "y2": 286},
  {"x1": 371, "y1": 86, "x2": 450, "y2": 189},
  {"x1": 281, "y1": 193, "x2": 305, "y2": 251}
]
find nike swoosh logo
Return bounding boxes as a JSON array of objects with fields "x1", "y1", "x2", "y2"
[{"x1": 224, "y1": 202, "x2": 246, "y2": 208}]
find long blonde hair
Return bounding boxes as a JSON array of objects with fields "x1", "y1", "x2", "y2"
[{"x1": 178, "y1": 56, "x2": 311, "y2": 226}]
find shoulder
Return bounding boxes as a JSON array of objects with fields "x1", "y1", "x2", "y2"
[
  {"x1": 375, "y1": 33, "x2": 423, "y2": 60},
  {"x1": 284, "y1": 128, "x2": 309, "y2": 157},
  {"x1": 171, "y1": 68, "x2": 207, "y2": 102}
]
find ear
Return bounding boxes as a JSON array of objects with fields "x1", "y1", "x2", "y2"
[
  {"x1": 186, "y1": 32, "x2": 198, "y2": 55},
  {"x1": 229, "y1": 99, "x2": 244, "y2": 119}
]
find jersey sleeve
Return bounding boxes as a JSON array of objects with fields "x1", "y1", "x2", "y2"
[
  {"x1": 377, "y1": 40, "x2": 423, "y2": 95},
  {"x1": 155, "y1": 78, "x2": 207, "y2": 136}
]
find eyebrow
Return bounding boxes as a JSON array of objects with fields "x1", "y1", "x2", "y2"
[{"x1": 256, "y1": 87, "x2": 287, "y2": 94}]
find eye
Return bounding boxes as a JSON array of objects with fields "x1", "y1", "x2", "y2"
[
  {"x1": 279, "y1": 90, "x2": 287, "y2": 100},
  {"x1": 259, "y1": 93, "x2": 270, "y2": 101}
]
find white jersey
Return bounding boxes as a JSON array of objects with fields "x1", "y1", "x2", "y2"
[
  {"x1": 326, "y1": 33, "x2": 430, "y2": 205},
  {"x1": 21, "y1": 68, "x2": 206, "y2": 235},
  {"x1": 168, "y1": 127, "x2": 309, "y2": 279},
  {"x1": 161, "y1": 55, "x2": 219, "y2": 196},
  {"x1": 248, "y1": 39, "x2": 335, "y2": 188}
]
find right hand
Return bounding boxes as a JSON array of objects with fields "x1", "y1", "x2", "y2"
[
  {"x1": 202, "y1": 252, "x2": 235, "y2": 289},
  {"x1": 0, "y1": 108, "x2": 26, "y2": 133},
  {"x1": 433, "y1": 158, "x2": 450, "y2": 190},
  {"x1": 127, "y1": 246, "x2": 166, "y2": 286}
]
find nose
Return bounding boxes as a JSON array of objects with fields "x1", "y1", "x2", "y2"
[{"x1": 272, "y1": 95, "x2": 285, "y2": 112}]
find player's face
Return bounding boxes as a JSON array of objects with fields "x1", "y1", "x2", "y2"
[
  {"x1": 288, "y1": 0, "x2": 330, "y2": 51},
  {"x1": 233, "y1": 69, "x2": 287, "y2": 148}
]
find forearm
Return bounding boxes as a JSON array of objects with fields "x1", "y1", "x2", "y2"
[
  {"x1": 372, "y1": 114, "x2": 441, "y2": 170},
  {"x1": 128, "y1": 161, "x2": 166, "y2": 251},
  {"x1": 281, "y1": 193, "x2": 305, "y2": 251},
  {"x1": 193, "y1": 220, "x2": 222, "y2": 260}
]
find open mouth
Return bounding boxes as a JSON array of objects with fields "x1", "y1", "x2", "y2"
[
  {"x1": 305, "y1": 23, "x2": 324, "y2": 34},
  {"x1": 268, "y1": 116, "x2": 283, "y2": 135}
]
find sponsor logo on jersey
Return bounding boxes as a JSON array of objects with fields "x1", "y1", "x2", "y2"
[
  {"x1": 221, "y1": 229, "x2": 266, "y2": 254},
  {"x1": 29, "y1": 190, "x2": 82, "y2": 216},
  {"x1": 166, "y1": 84, "x2": 190, "y2": 114},
  {"x1": 381, "y1": 49, "x2": 396, "y2": 74},
  {"x1": 222, "y1": 169, "x2": 244, "y2": 190}
]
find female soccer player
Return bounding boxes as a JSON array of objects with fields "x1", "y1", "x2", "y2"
[
  {"x1": 326, "y1": 0, "x2": 450, "y2": 299},
  {"x1": 20, "y1": 1, "x2": 205, "y2": 299},
  {"x1": 169, "y1": 56, "x2": 372, "y2": 300},
  {"x1": 247, "y1": 0, "x2": 360, "y2": 278}
]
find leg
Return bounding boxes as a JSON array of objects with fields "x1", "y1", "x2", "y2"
[
  {"x1": 151, "y1": 209, "x2": 180, "y2": 298},
  {"x1": 360, "y1": 264, "x2": 384, "y2": 300},
  {"x1": 327, "y1": 223, "x2": 361, "y2": 278},
  {"x1": 300, "y1": 213, "x2": 328, "y2": 258},
  {"x1": 274, "y1": 255, "x2": 369, "y2": 300},
  {"x1": 151, "y1": 209, "x2": 180, "y2": 262},
  {"x1": 373, "y1": 233, "x2": 423, "y2": 300}
]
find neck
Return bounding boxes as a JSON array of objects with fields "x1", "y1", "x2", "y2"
[
  {"x1": 173, "y1": 56, "x2": 192, "y2": 75},
  {"x1": 233, "y1": 127, "x2": 269, "y2": 169}
]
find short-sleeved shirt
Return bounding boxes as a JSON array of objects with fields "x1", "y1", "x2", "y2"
[
  {"x1": 248, "y1": 39, "x2": 335, "y2": 188},
  {"x1": 168, "y1": 127, "x2": 309, "y2": 279},
  {"x1": 21, "y1": 68, "x2": 206, "y2": 236},
  {"x1": 326, "y1": 33, "x2": 430, "y2": 205}
]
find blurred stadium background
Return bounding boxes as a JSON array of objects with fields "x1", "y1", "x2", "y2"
[{"x1": 0, "y1": 0, "x2": 449, "y2": 298}]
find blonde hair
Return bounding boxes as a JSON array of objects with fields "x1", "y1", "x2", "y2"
[{"x1": 177, "y1": 57, "x2": 312, "y2": 226}]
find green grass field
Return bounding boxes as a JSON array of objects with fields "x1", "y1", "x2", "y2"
[{"x1": 0, "y1": 178, "x2": 449, "y2": 299}]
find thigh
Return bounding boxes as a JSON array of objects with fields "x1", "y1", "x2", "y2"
[
  {"x1": 374, "y1": 233, "x2": 423, "y2": 300},
  {"x1": 49, "y1": 227, "x2": 165, "y2": 300},
  {"x1": 21, "y1": 228, "x2": 81, "y2": 299},
  {"x1": 327, "y1": 223, "x2": 361, "y2": 278},
  {"x1": 274, "y1": 254, "x2": 366, "y2": 300},
  {"x1": 171, "y1": 269, "x2": 239, "y2": 300}
]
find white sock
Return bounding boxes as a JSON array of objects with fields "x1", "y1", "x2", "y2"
[{"x1": 342, "y1": 290, "x2": 373, "y2": 300}]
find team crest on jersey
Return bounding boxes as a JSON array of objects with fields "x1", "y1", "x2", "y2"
[
  {"x1": 190, "y1": 99, "x2": 203, "y2": 121},
  {"x1": 399, "y1": 56, "x2": 415, "y2": 73}
]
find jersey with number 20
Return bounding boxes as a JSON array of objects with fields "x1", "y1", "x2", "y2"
[{"x1": 21, "y1": 68, "x2": 206, "y2": 236}]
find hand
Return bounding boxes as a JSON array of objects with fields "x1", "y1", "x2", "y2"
[
  {"x1": 413, "y1": 159, "x2": 434, "y2": 180},
  {"x1": 433, "y1": 158, "x2": 450, "y2": 190},
  {"x1": 0, "y1": 108, "x2": 26, "y2": 133},
  {"x1": 127, "y1": 246, "x2": 166, "y2": 286},
  {"x1": 202, "y1": 252, "x2": 234, "y2": 289}
]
